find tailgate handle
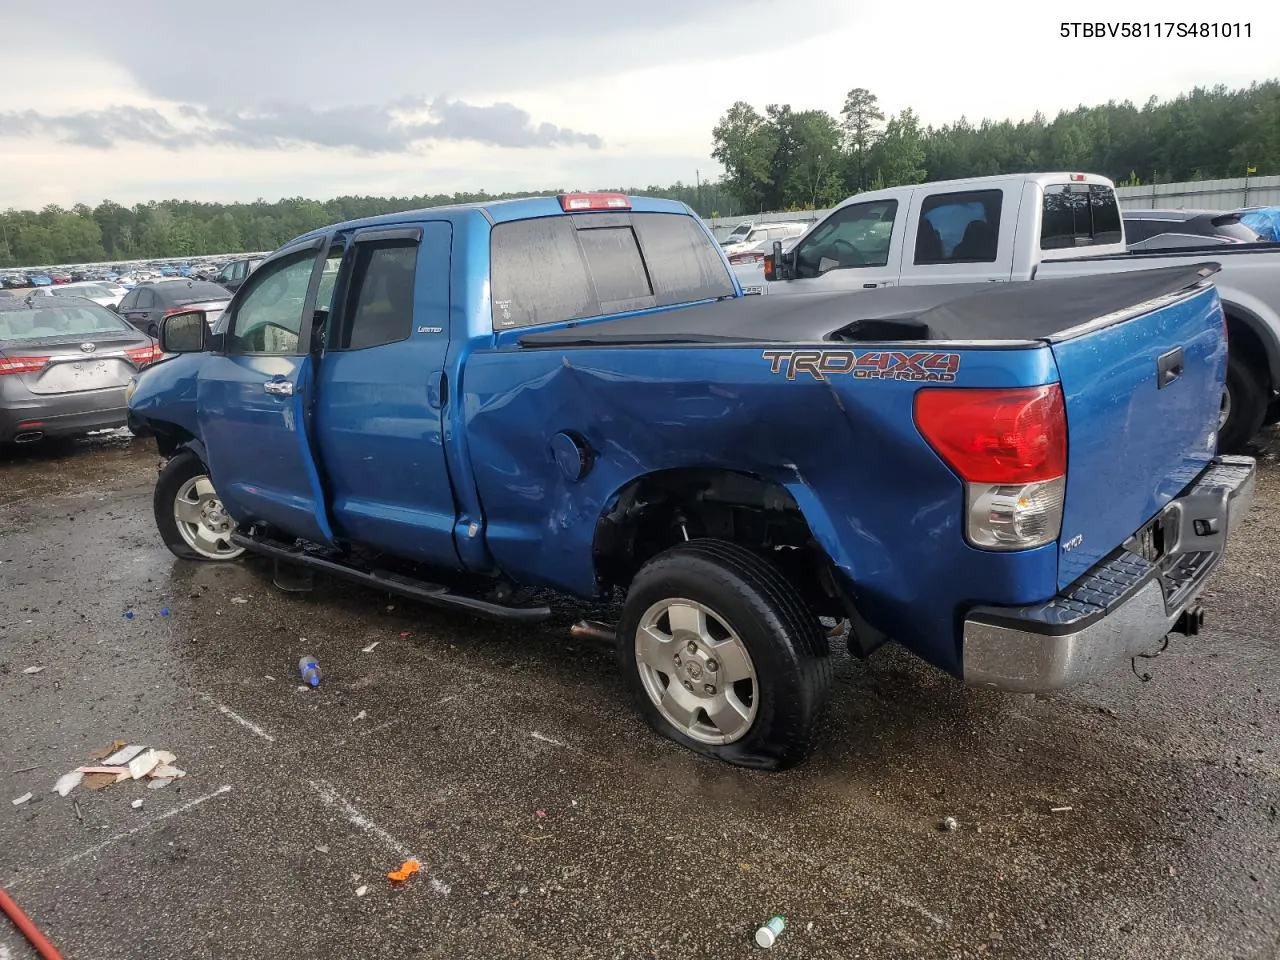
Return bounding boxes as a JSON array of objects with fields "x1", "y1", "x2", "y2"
[{"x1": 1157, "y1": 346, "x2": 1184, "y2": 389}]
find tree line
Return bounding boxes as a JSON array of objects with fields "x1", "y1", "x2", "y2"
[
  {"x1": 2, "y1": 79, "x2": 1276, "y2": 268},
  {"x1": 0, "y1": 183, "x2": 737, "y2": 269},
  {"x1": 711, "y1": 80, "x2": 1279, "y2": 213}
]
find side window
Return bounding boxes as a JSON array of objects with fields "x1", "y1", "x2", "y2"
[
  {"x1": 914, "y1": 190, "x2": 1003, "y2": 264},
  {"x1": 336, "y1": 242, "x2": 418, "y2": 350},
  {"x1": 134, "y1": 288, "x2": 155, "y2": 309},
  {"x1": 225, "y1": 251, "x2": 317, "y2": 355},
  {"x1": 793, "y1": 200, "x2": 898, "y2": 278},
  {"x1": 119, "y1": 290, "x2": 137, "y2": 311},
  {"x1": 1041, "y1": 184, "x2": 1124, "y2": 250}
]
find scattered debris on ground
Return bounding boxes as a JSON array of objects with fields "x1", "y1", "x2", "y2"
[
  {"x1": 938, "y1": 816, "x2": 960, "y2": 832},
  {"x1": 755, "y1": 915, "x2": 787, "y2": 948},
  {"x1": 387, "y1": 859, "x2": 420, "y2": 883},
  {"x1": 361, "y1": 642, "x2": 380, "y2": 653},
  {"x1": 11, "y1": 793, "x2": 32, "y2": 806},
  {"x1": 42, "y1": 741, "x2": 187, "y2": 800},
  {"x1": 22, "y1": 667, "x2": 44, "y2": 675}
]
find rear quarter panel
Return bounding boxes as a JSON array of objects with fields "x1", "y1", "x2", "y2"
[{"x1": 462, "y1": 340, "x2": 1062, "y2": 676}]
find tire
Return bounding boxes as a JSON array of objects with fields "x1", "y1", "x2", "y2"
[
  {"x1": 1219, "y1": 353, "x2": 1267, "y2": 454},
  {"x1": 617, "y1": 539, "x2": 833, "y2": 771},
  {"x1": 153, "y1": 450, "x2": 245, "y2": 562}
]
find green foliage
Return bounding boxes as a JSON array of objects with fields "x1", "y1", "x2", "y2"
[{"x1": 709, "y1": 80, "x2": 1280, "y2": 213}]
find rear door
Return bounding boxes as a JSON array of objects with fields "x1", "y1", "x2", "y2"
[
  {"x1": 1050, "y1": 281, "x2": 1224, "y2": 589},
  {"x1": 196, "y1": 239, "x2": 337, "y2": 546},
  {"x1": 311, "y1": 222, "x2": 460, "y2": 567},
  {"x1": 898, "y1": 183, "x2": 1020, "y2": 286}
]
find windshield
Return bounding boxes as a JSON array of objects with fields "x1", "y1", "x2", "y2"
[{"x1": 0, "y1": 302, "x2": 132, "y2": 341}]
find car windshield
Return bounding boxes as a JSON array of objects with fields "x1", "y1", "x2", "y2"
[{"x1": 0, "y1": 302, "x2": 131, "y2": 341}]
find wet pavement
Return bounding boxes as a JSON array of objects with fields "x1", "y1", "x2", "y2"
[{"x1": 1, "y1": 432, "x2": 1278, "y2": 960}]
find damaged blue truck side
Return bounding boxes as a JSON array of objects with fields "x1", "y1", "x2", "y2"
[{"x1": 127, "y1": 193, "x2": 1256, "y2": 770}]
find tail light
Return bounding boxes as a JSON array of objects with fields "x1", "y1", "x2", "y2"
[
  {"x1": 126, "y1": 344, "x2": 164, "y2": 368},
  {"x1": 0, "y1": 356, "x2": 50, "y2": 376},
  {"x1": 914, "y1": 385, "x2": 1067, "y2": 550},
  {"x1": 763, "y1": 256, "x2": 775, "y2": 281},
  {"x1": 729, "y1": 253, "x2": 765, "y2": 266}
]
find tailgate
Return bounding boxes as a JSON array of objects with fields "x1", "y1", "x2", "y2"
[{"x1": 1052, "y1": 283, "x2": 1225, "y2": 589}]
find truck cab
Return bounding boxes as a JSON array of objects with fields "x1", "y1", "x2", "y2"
[{"x1": 762, "y1": 172, "x2": 1126, "y2": 292}]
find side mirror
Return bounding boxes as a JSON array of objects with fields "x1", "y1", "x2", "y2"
[{"x1": 158, "y1": 311, "x2": 208, "y2": 353}]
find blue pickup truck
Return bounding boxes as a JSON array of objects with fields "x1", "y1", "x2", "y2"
[{"x1": 127, "y1": 193, "x2": 1256, "y2": 770}]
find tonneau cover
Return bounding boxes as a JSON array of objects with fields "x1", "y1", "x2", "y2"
[{"x1": 518, "y1": 262, "x2": 1219, "y2": 347}]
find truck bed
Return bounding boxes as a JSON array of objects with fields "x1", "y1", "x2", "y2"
[{"x1": 520, "y1": 262, "x2": 1218, "y2": 347}]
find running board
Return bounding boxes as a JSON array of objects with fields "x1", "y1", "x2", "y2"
[{"x1": 229, "y1": 532, "x2": 552, "y2": 624}]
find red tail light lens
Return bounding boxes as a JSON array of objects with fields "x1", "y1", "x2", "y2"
[
  {"x1": 0, "y1": 356, "x2": 50, "y2": 376},
  {"x1": 913, "y1": 385, "x2": 1067, "y2": 484},
  {"x1": 126, "y1": 344, "x2": 163, "y2": 367},
  {"x1": 558, "y1": 193, "x2": 631, "y2": 212}
]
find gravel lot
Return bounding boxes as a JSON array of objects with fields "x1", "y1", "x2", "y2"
[{"x1": 1, "y1": 431, "x2": 1278, "y2": 960}]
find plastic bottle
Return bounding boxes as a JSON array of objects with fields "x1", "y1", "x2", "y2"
[
  {"x1": 755, "y1": 916, "x2": 786, "y2": 949},
  {"x1": 298, "y1": 655, "x2": 321, "y2": 688}
]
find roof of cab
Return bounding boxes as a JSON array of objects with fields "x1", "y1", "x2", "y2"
[{"x1": 284, "y1": 195, "x2": 695, "y2": 249}]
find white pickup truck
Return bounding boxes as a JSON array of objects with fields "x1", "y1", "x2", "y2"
[{"x1": 756, "y1": 172, "x2": 1280, "y2": 451}]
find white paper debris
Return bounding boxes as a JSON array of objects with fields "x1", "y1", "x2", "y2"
[
  {"x1": 361, "y1": 642, "x2": 380, "y2": 653},
  {"x1": 1050, "y1": 806, "x2": 1073, "y2": 813},
  {"x1": 152, "y1": 765, "x2": 186, "y2": 780},
  {"x1": 11, "y1": 793, "x2": 32, "y2": 806},
  {"x1": 131, "y1": 799, "x2": 144, "y2": 810},
  {"x1": 102, "y1": 744, "x2": 148, "y2": 766},
  {"x1": 315, "y1": 844, "x2": 329, "y2": 854},
  {"x1": 296, "y1": 685, "x2": 309, "y2": 693},
  {"x1": 230, "y1": 596, "x2": 249, "y2": 605},
  {"x1": 148, "y1": 778, "x2": 174, "y2": 790},
  {"x1": 153, "y1": 751, "x2": 177, "y2": 766},
  {"x1": 127, "y1": 749, "x2": 160, "y2": 780},
  {"x1": 23, "y1": 666, "x2": 44, "y2": 675},
  {"x1": 355, "y1": 885, "x2": 369, "y2": 898},
  {"x1": 54, "y1": 771, "x2": 84, "y2": 797},
  {"x1": 354, "y1": 711, "x2": 368, "y2": 721}
]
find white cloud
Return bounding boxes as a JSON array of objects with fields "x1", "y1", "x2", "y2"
[{"x1": 0, "y1": 0, "x2": 1275, "y2": 208}]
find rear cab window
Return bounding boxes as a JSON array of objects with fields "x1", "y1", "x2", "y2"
[
  {"x1": 914, "y1": 190, "x2": 1003, "y2": 264},
  {"x1": 1041, "y1": 183, "x2": 1123, "y2": 250},
  {"x1": 490, "y1": 212, "x2": 734, "y2": 330}
]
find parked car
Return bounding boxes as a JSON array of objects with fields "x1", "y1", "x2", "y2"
[
  {"x1": 117, "y1": 279, "x2": 232, "y2": 338},
  {"x1": 761, "y1": 172, "x2": 1280, "y2": 451},
  {"x1": 1123, "y1": 209, "x2": 1268, "y2": 251},
  {"x1": 27, "y1": 281, "x2": 127, "y2": 309},
  {"x1": 0, "y1": 274, "x2": 27, "y2": 289},
  {"x1": 721, "y1": 222, "x2": 808, "y2": 258},
  {"x1": 25, "y1": 273, "x2": 53, "y2": 287},
  {"x1": 0, "y1": 296, "x2": 162, "y2": 443},
  {"x1": 128, "y1": 191, "x2": 1253, "y2": 770},
  {"x1": 213, "y1": 256, "x2": 265, "y2": 293}
]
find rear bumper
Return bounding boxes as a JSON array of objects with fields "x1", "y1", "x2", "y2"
[
  {"x1": 961, "y1": 455, "x2": 1255, "y2": 692},
  {"x1": 0, "y1": 386, "x2": 130, "y2": 441}
]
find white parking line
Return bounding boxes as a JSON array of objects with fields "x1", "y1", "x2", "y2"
[
  {"x1": 213, "y1": 703, "x2": 276, "y2": 743},
  {"x1": 4, "y1": 786, "x2": 234, "y2": 891},
  {"x1": 308, "y1": 779, "x2": 416, "y2": 861}
]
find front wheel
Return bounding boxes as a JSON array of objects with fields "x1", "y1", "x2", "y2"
[
  {"x1": 617, "y1": 540, "x2": 833, "y2": 771},
  {"x1": 154, "y1": 451, "x2": 245, "y2": 561}
]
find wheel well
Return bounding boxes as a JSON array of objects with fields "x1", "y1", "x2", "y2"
[
  {"x1": 593, "y1": 468, "x2": 845, "y2": 618},
  {"x1": 1225, "y1": 312, "x2": 1274, "y2": 387},
  {"x1": 143, "y1": 418, "x2": 199, "y2": 459}
]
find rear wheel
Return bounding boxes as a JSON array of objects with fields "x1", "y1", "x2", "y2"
[
  {"x1": 1219, "y1": 353, "x2": 1267, "y2": 453},
  {"x1": 154, "y1": 451, "x2": 245, "y2": 561},
  {"x1": 617, "y1": 540, "x2": 832, "y2": 770}
]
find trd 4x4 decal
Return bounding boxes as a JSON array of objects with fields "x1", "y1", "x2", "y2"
[{"x1": 762, "y1": 349, "x2": 961, "y2": 383}]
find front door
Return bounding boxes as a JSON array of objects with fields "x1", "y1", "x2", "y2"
[
  {"x1": 768, "y1": 198, "x2": 903, "y2": 295},
  {"x1": 311, "y1": 222, "x2": 459, "y2": 568},
  {"x1": 197, "y1": 240, "x2": 336, "y2": 546}
]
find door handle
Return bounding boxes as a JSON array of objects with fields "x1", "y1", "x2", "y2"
[
  {"x1": 263, "y1": 379, "x2": 294, "y2": 397},
  {"x1": 1157, "y1": 346, "x2": 1184, "y2": 389}
]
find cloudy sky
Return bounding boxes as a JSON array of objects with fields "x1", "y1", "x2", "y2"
[{"x1": 0, "y1": 0, "x2": 1274, "y2": 209}]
